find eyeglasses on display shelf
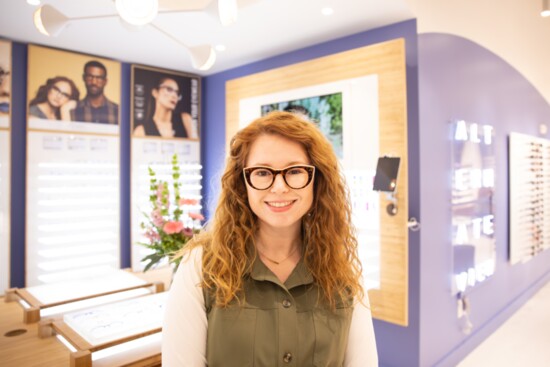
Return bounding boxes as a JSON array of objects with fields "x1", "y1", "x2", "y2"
[
  {"x1": 5, "y1": 270, "x2": 164, "y2": 324},
  {"x1": 38, "y1": 292, "x2": 167, "y2": 367}
]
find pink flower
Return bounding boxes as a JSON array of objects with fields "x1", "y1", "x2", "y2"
[
  {"x1": 156, "y1": 183, "x2": 169, "y2": 209},
  {"x1": 151, "y1": 209, "x2": 165, "y2": 227},
  {"x1": 179, "y1": 198, "x2": 198, "y2": 206},
  {"x1": 189, "y1": 212, "x2": 205, "y2": 221},
  {"x1": 163, "y1": 221, "x2": 184, "y2": 234},
  {"x1": 144, "y1": 230, "x2": 160, "y2": 243},
  {"x1": 182, "y1": 227, "x2": 194, "y2": 237}
]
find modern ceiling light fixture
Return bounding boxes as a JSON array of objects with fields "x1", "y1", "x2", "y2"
[
  {"x1": 150, "y1": 23, "x2": 216, "y2": 71},
  {"x1": 321, "y1": 7, "x2": 334, "y2": 16},
  {"x1": 542, "y1": 0, "x2": 550, "y2": 17},
  {"x1": 115, "y1": 0, "x2": 159, "y2": 26},
  {"x1": 31, "y1": 1, "x2": 229, "y2": 71},
  {"x1": 33, "y1": 4, "x2": 70, "y2": 37},
  {"x1": 218, "y1": 0, "x2": 238, "y2": 26}
]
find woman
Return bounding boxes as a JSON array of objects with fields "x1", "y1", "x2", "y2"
[
  {"x1": 162, "y1": 111, "x2": 378, "y2": 366},
  {"x1": 133, "y1": 77, "x2": 196, "y2": 139},
  {"x1": 0, "y1": 66, "x2": 10, "y2": 115},
  {"x1": 28, "y1": 76, "x2": 79, "y2": 120}
]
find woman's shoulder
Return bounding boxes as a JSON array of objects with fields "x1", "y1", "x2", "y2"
[{"x1": 180, "y1": 244, "x2": 204, "y2": 268}]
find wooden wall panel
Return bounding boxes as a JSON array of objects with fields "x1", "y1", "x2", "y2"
[{"x1": 226, "y1": 39, "x2": 409, "y2": 325}]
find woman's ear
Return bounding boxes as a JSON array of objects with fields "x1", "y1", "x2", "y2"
[{"x1": 152, "y1": 88, "x2": 159, "y2": 100}]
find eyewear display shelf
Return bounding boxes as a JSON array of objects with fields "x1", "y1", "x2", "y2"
[
  {"x1": 509, "y1": 132, "x2": 550, "y2": 264},
  {"x1": 39, "y1": 292, "x2": 166, "y2": 367},
  {"x1": 5, "y1": 270, "x2": 164, "y2": 324}
]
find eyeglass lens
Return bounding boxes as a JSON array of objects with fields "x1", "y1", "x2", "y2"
[
  {"x1": 84, "y1": 73, "x2": 105, "y2": 82},
  {"x1": 52, "y1": 85, "x2": 71, "y2": 99},
  {"x1": 159, "y1": 85, "x2": 182, "y2": 101}
]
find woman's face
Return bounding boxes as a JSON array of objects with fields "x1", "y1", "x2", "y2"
[
  {"x1": 245, "y1": 134, "x2": 314, "y2": 235},
  {"x1": 47, "y1": 81, "x2": 71, "y2": 108},
  {"x1": 154, "y1": 79, "x2": 179, "y2": 111}
]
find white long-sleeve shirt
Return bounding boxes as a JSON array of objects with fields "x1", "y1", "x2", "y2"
[{"x1": 162, "y1": 246, "x2": 378, "y2": 366}]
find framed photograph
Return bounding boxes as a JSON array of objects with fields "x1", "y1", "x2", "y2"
[
  {"x1": 27, "y1": 45, "x2": 121, "y2": 135},
  {"x1": 0, "y1": 39, "x2": 11, "y2": 128},
  {"x1": 261, "y1": 92, "x2": 343, "y2": 158},
  {"x1": 131, "y1": 65, "x2": 200, "y2": 140}
]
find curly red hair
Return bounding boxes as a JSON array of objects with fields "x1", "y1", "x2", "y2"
[{"x1": 186, "y1": 111, "x2": 363, "y2": 309}]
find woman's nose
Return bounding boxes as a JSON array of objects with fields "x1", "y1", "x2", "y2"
[{"x1": 270, "y1": 173, "x2": 289, "y2": 193}]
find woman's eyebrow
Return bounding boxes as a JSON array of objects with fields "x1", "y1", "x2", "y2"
[{"x1": 247, "y1": 162, "x2": 309, "y2": 168}]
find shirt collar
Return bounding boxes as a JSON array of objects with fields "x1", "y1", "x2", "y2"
[{"x1": 248, "y1": 252, "x2": 314, "y2": 289}]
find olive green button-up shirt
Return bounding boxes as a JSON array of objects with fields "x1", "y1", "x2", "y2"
[
  {"x1": 162, "y1": 247, "x2": 378, "y2": 367},
  {"x1": 205, "y1": 255, "x2": 353, "y2": 367}
]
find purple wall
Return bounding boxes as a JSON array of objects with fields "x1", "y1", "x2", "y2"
[
  {"x1": 418, "y1": 33, "x2": 550, "y2": 367},
  {"x1": 202, "y1": 20, "x2": 421, "y2": 367}
]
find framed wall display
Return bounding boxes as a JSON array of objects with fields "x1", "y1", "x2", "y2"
[
  {"x1": 227, "y1": 38, "x2": 409, "y2": 326},
  {"x1": 450, "y1": 120, "x2": 496, "y2": 294},
  {"x1": 130, "y1": 65, "x2": 202, "y2": 270},
  {"x1": 26, "y1": 45, "x2": 121, "y2": 287},
  {"x1": 509, "y1": 132, "x2": 550, "y2": 264},
  {"x1": 131, "y1": 65, "x2": 199, "y2": 140},
  {"x1": 260, "y1": 92, "x2": 344, "y2": 159},
  {"x1": 0, "y1": 39, "x2": 11, "y2": 295},
  {"x1": 27, "y1": 45, "x2": 121, "y2": 134}
]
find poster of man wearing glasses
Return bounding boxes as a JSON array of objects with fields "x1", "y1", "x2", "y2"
[
  {"x1": 131, "y1": 65, "x2": 199, "y2": 140},
  {"x1": 0, "y1": 40, "x2": 11, "y2": 128},
  {"x1": 27, "y1": 45, "x2": 120, "y2": 134}
]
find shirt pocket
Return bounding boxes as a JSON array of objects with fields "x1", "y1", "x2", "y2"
[
  {"x1": 207, "y1": 306, "x2": 257, "y2": 367},
  {"x1": 312, "y1": 306, "x2": 352, "y2": 367}
]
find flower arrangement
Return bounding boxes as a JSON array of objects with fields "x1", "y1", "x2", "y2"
[{"x1": 139, "y1": 154, "x2": 204, "y2": 272}]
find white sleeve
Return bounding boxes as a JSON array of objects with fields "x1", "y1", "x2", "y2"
[
  {"x1": 343, "y1": 290, "x2": 379, "y2": 367},
  {"x1": 162, "y1": 246, "x2": 207, "y2": 367}
]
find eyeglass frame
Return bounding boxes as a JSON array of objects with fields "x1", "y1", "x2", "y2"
[
  {"x1": 83, "y1": 73, "x2": 106, "y2": 82},
  {"x1": 243, "y1": 164, "x2": 316, "y2": 190},
  {"x1": 158, "y1": 84, "x2": 182, "y2": 101},
  {"x1": 51, "y1": 84, "x2": 71, "y2": 99}
]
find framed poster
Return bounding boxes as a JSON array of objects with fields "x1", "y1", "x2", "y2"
[
  {"x1": 26, "y1": 45, "x2": 121, "y2": 286},
  {"x1": 261, "y1": 92, "x2": 344, "y2": 158},
  {"x1": 130, "y1": 65, "x2": 202, "y2": 270},
  {"x1": 0, "y1": 39, "x2": 11, "y2": 294},
  {"x1": 27, "y1": 45, "x2": 120, "y2": 134},
  {"x1": 131, "y1": 65, "x2": 199, "y2": 140}
]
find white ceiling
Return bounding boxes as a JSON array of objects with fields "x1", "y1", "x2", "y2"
[
  {"x1": 0, "y1": 0, "x2": 413, "y2": 75},
  {"x1": 0, "y1": 0, "x2": 548, "y2": 104}
]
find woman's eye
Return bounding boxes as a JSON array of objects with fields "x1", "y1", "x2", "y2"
[
  {"x1": 253, "y1": 169, "x2": 271, "y2": 177},
  {"x1": 288, "y1": 168, "x2": 305, "y2": 175}
]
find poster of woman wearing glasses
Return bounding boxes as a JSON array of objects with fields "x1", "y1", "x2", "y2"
[
  {"x1": 27, "y1": 45, "x2": 120, "y2": 134},
  {"x1": 0, "y1": 40, "x2": 11, "y2": 129},
  {"x1": 131, "y1": 65, "x2": 199, "y2": 140}
]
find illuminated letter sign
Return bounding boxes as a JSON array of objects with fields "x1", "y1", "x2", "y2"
[{"x1": 451, "y1": 120, "x2": 496, "y2": 293}]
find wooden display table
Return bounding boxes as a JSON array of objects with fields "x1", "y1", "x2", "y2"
[{"x1": 0, "y1": 296, "x2": 70, "y2": 366}]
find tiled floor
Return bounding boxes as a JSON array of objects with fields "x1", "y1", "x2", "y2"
[{"x1": 457, "y1": 279, "x2": 550, "y2": 367}]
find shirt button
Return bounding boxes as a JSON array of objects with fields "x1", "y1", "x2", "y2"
[
  {"x1": 283, "y1": 352, "x2": 293, "y2": 363},
  {"x1": 282, "y1": 299, "x2": 292, "y2": 308}
]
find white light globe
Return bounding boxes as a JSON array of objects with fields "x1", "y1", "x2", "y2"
[{"x1": 116, "y1": 0, "x2": 158, "y2": 26}]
